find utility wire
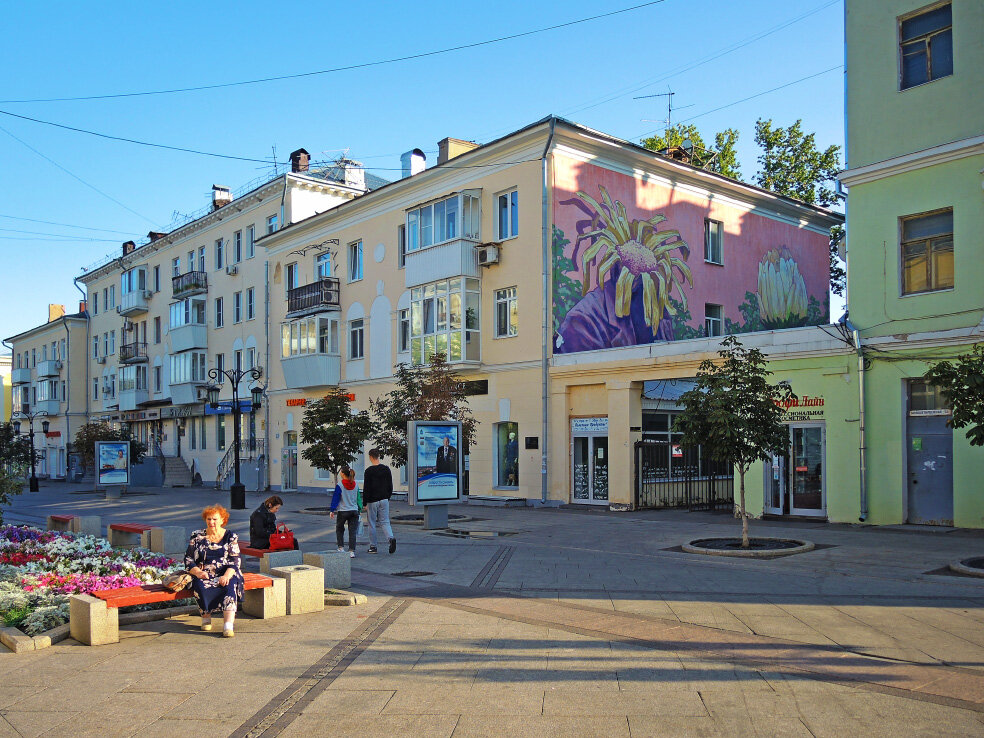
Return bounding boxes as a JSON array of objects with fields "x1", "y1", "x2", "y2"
[
  {"x1": 0, "y1": 213, "x2": 142, "y2": 236},
  {"x1": 563, "y1": 0, "x2": 838, "y2": 118},
  {"x1": 0, "y1": 1, "x2": 667, "y2": 104},
  {"x1": 0, "y1": 123, "x2": 156, "y2": 225},
  {"x1": 0, "y1": 108, "x2": 278, "y2": 164},
  {"x1": 635, "y1": 65, "x2": 843, "y2": 140},
  {"x1": 0, "y1": 226, "x2": 122, "y2": 240}
]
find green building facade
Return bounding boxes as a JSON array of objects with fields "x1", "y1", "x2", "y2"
[{"x1": 838, "y1": 0, "x2": 984, "y2": 526}]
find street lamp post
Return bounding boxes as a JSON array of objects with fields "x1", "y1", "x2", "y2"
[
  {"x1": 204, "y1": 366, "x2": 264, "y2": 510},
  {"x1": 12, "y1": 410, "x2": 49, "y2": 493}
]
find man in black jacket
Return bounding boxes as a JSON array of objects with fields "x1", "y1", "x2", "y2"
[{"x1": 363, "y1": 448, "x2": 396, "y2": 554}]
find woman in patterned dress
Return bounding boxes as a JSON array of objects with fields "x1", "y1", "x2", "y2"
[{"x1": 184, "y1": 505, "x2": 244, "y2": 637}]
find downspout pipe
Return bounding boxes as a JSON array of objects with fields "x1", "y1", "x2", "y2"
[
  {"x1": 72, "y1": 275, "x2": 91, "y2": 421},
  {"x1": 848, "y1": 321, "x2": 867, "y2": 522},
  {"x1": 264, "y1": 259, "x2": 271, "y2": 491},
  {"x1": 540, "y1": 117, "x2": 556, "y2": 505},
  {"x1": 1, "y1": 338, "x2": 13, "y2": 421}
]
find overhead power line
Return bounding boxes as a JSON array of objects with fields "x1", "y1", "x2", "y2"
[
  {"x1": 0, "y1": 1, "x2": 667, "y2": 104},
  {"x1": 0, "y1": 213, "x2": 142, "y2": 236},
  {"x1": 635, "y1": 65, "x2": 843, "y2": 140},
  {"x1": 0, "y1": 109, "x2": 279, "y2": 163},
  {"x1": 0, "y1": 123, "x2": 156, "y2": 225}
]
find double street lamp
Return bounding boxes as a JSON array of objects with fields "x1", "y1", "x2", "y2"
[
  {"x1": 204, "y1": 366, "x2": 264, "y2": 510},
  {"x1": 12, "y1": 410, "x2": 49, "y2": 493}
]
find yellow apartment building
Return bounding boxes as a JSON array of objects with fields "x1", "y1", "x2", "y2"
[{"x1": 5, "y1": 304, "x2": 89, "y2": 479}]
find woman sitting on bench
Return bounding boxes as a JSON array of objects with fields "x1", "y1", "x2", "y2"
[{"x1": 185, "y1": 505, "x2": 244, "y2": 638}]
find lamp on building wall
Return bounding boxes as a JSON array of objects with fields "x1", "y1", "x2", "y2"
[
  {"x1": 203, "y1": 366, "x2": 263, "y2": 510},
  {"x1": 12, "y1": 410, "x2": 49, "y2": 492}
]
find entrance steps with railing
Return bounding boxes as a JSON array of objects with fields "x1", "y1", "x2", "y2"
[{"x1": 162, "y1": 456, "x2": 193, "y2": 488}]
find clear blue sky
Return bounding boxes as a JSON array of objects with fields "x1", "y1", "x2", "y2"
[{"x1": 0, "y1": 0, "x2": 844, "y2": 342}]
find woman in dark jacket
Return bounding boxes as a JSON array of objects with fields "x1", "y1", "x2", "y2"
[{"x1": 249, "y1": 495, "x2": 290, "y2": 549}]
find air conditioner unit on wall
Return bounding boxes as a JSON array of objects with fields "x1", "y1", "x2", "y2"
[
  {"x1": 225, "y1": 265, "x2": 238, "y2": 276},
  {"x1": 196, "y1": 386, "x2": 210, "y2": 400},
  {"x1": 477, "y1": 244, "x2": 499, "y2": 267},
  {"x1": 96, "y1": 356, "x2": 107, "y2": 364},
  {"x1": 142, "y1": 290, "x2": 154, "y2": 299}
]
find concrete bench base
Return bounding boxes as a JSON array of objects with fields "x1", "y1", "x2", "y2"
[
  {"x1": 303, "y1": 551, "x2": 352, "y2": 589},
  {"x1": 243, "y1": 577, "x2": 287, "y2": 619},
  {"x1": 259, "y1": 549, "x2": 303, "y2": 573},
  {"x1": 140, "y1": 526, "x2": 187, "y2": 557},
  {"x1": 270, "y1": 565, "x2": 325, "y2": 615},
  {"x1": 70, "y1": 594, "x2": 120, "y2": 646}
]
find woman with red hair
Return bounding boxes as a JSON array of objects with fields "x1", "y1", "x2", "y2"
[{"x1": 184, "y1": 505, "x2": 243, "y2": 637}]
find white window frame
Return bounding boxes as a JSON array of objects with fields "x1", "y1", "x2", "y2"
[
  {"x1": 214, "y1": 297, "x2": 224, "y2": 328},
  {"x1": 233, "y1": 230, "x2": 242, "y2": 263},
  {"x1": 247, "y1": 287, "x2": 255, "y2": 320},
  {"x1": 495, "y1": 188, "x2": 519, "y2": 240},
  {"x1": 398, "y1": 308, "x2": 410, "y2": 353},
  {"x1": 246, "y1": 225, "x2": 255, "y2": 258},
  {"x1": 349, "y1": 319, "x2": 364, "y2": 360},
  {"x1": 266, "y1": 215, "x2": 278, "y2": 234},
  {"x1": 285, "y1": 262, "x2": 298, "y2": 295},
  {"x1": 704, "y1": 219, "x2": 723, "y2": 265},
  {"x1": 705, "y1": 304, "x2": 723, "y2": 337},
  {"x1": 348, "y1": 240, "x2": 363, "y2": 282},
  {"x1": 494, "y1": 286, "x2": 518, "y2": 338},
  {"x1": 215, "y1": 238, "x2": 224, "y2": 270},
  {"x1": 233, "y1": 291, "x2": 242, "y2": 323}
]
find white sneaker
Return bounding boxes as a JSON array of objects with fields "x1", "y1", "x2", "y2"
[
  {"x1": 349, "y1": 551, "x2": 355, "y2": 558},
  {"x1": 337, "y1": 547, "x2": 345, "y2": 553}
]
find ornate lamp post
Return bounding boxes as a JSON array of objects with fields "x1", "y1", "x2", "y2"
[
  {"x1": 204, "y1": 366, "x2": 263, "y2": 510},
  {"x1": 12, "y1": 410, "x2": 49, "y2": 492}
]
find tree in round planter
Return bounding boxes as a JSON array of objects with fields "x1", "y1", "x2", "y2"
[{"x1": 674, "y1": 336, "x2": 795, "y2": 548}]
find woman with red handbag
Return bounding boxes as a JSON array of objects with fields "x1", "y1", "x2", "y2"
[{"x1": 249, "y1": 495, "x2": 298, "y2": 550}]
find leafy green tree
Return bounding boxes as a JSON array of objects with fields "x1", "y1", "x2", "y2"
[
  {"x1": 642, "y1": 123, "x2": 741, "y2": 179},
  {"x1": 754, "y1": 119, "x2": 845, "y2": 298},
  {"x1": 73, "y1": 422, "x2": 147, "y2": 473},
  {"x1": 0, "y1": 422, "x2": 31, "y2": 524},
  {"x1": 924, "y1": 345, "x2": 984, "y2": 447},
  {"x1": 300, "y1": 389, "x2": 374, "y2": 486},
  {"x1": 674, "y1": 336, "x2": 794, "y2": 547},
  {"x1": 370, "y1": 353, "x2": 478, "y2": 469}
]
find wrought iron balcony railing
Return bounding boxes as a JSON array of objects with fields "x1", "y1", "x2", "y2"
[
  {"x1": 287, "y1": 277, "x2": 340, "y2": 316},
  {"x1": 172, "y1": 271, "x2": 208, "y2": 297}
]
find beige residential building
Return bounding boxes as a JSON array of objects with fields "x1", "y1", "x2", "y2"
[
  {"x1": 260, "y1": 119, "x2": 839, "y2": 505},
  {"x1": 5, "y1": 304, "x2": 89, "y2": 478},
  {"x1": 77, "y1": 152, "x2": 377, "y2": 486}
]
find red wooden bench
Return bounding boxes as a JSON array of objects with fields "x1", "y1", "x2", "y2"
[
  {"x1": 107, "y1": 522, "x2": 155, "y2": 547},
  {"x1": 46, "y1": 514, "x2": 75, "y2": 532},
  {"x1": 239, "y1": 545, "x2": 270, "y2": 558},
  {"x1": 91, "y1": 572, "x2": 274, "y2": 608}
]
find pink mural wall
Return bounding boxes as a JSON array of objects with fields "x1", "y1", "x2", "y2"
[{"x1": 552, "y1": 155, "x2": 830, "y2": 354}]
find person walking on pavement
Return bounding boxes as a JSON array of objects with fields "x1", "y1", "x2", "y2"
[
  {"x1": 329, "y1": 466, "x2": 362, "y2": 558},
  {"x1": 363, "y1": 448, "x2": 396, "y2": 554}
]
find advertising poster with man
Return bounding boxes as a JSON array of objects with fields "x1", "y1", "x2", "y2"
[
  {"x1": 410, "y1": 421, "x2": 461, "y2": 504},
  {"x1": 96, "y1": 441, "x2": 130, "y2": 487}
]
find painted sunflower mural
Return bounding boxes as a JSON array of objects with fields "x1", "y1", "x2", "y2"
[{"x1": 554, "y1": 186, "x2": 692, "y2": 353}]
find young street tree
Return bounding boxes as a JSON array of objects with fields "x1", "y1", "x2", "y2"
[
  {"x1": 924, "y1": 344, "x2": 984, "y2": 447},
  {"x1": 300, "y1": 390, "x2": 373, "y2": 485},
  {"x1": 370, "y1": 353, "x2": 478, "y2": 469},
  {"x1": 674, "y1": 336, "x2": 795, "y2": 548},
  {"x1": 73, "y1": 422, "x2": 147, "y2": 473},
  {"x1": 0, "y1": 422, "x2": 32, "y2": 523}
]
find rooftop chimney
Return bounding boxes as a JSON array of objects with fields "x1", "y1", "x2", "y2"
[
  {"x1": 400, "y1": 148, "x2": 426, "y2": 178},
  {"x1": 290, "y1": 148, "x2": 310, "y2": 173},
  {"x1": 212, "y1": 185, "x2": 232, "y2": 211},
  {"x1": 122, "y1": 240, "x2": 136, "y2": 256},
  {"x1": 340, "y1": 158, "x2": 366, "y2": 191},
  {"x1": 147, "y1": 231, "x2": 166, "y2": 242},
  {"x1": 79, "y1": 300, "x2": 87, "y2": 314},
  {"x1": 48, "y1": 304, "x2": 66, "y2": 323},
  {"x1": 437, "y1": 137, "x2": 479, "y2": 165}
]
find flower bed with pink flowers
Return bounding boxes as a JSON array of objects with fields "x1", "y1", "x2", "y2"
[{"x1": 0, "y1": 525, "x2": 178, "y2": 635}]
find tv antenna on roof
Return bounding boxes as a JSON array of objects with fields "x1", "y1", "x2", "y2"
[{"x1": 634, "y1": 88, "x2": 693, "y2": 132}]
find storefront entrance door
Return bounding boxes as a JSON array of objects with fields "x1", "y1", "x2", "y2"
[
  {"x1": 764, "y1": 424, "x2": 825, "y2": 517},
  {"x1": 282, "y1": 432, "x2": 298, "y2": 491},
  {"x1": 571, "y1": 418, "x2": 609, "y2": 505}
]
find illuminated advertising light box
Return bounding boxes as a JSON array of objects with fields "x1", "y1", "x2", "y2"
[
  {"x1": 408, "y1": 421, "x2": 463, "y2": 506},
  {"x1": 96, "y1": 440, "x2": 130, "y2": 488}
]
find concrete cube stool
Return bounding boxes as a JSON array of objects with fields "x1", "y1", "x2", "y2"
[
  {"x1": 71, "y1": 516, "x2": 102, "y2": 537},
  {"x1": 242, "y1": 576, "x2": 287, "y2": 619},
  {"x1": 303, "y1": 550, "x2": 352, "y2": 589},
  {"x1": 259, "y1": 549, "x2": 303, "y2": 574},
  {"x1": 107, "y1": 523, "x2": 154, "y2": 549},
  {"x1": 141, "y1": 526, "x2": 187, "y2": 557},
  {"x1": 70, "y1": 594, "x2": 120, "y2": 646},
  {"x1": 46, "y1": 515, "x2": 75, "y2": 532},
  {"x1": 270, "y1": 565, "x2": 325, "y2": 615}
]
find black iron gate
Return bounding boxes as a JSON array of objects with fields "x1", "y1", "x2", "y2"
[{"x1": 634, "y1": 439, "x2": 734, "y2": 511}]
